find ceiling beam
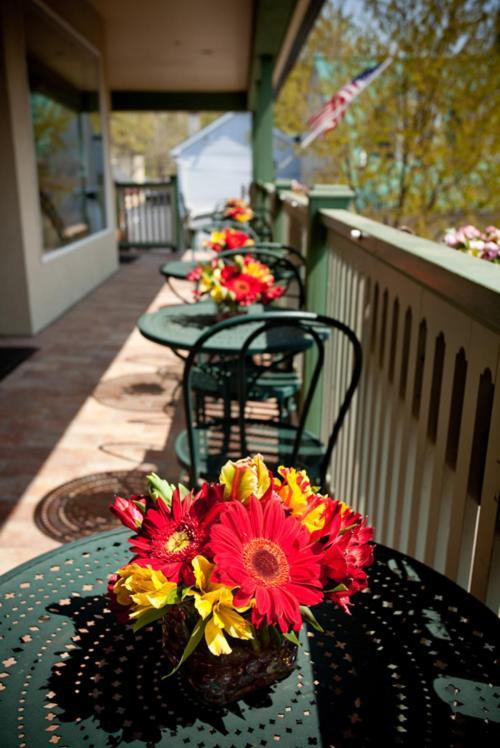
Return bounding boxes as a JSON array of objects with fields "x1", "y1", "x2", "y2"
[
  {"x1": 110, "y1": 90, "x2": 248, "y2": 112},
  {"x1": 272, "y1": 0, "x2": 324, "y2": 95}
]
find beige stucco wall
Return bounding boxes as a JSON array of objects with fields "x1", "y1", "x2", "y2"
[{"x1": 0, "y1": 0, "x2": 117, "y2": 336}]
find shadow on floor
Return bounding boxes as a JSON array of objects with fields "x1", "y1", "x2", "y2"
[{"x1": 0, "y1": 252, "x2": 174, "y2": 531}]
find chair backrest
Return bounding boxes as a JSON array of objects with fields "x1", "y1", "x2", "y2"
[
  {"x1": 251, "y1": 241, "x2": 305, "y2": 265},
  {"x1": 216, "y1": 248, "x2": 305, "y2": 309},
  {"x1": 182, "y1": 310, "x2": 362, "y2": 489}
]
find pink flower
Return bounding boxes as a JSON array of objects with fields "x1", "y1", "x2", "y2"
[
  {"x1": 444, "y1": 230, "x2": 458, "y2": 248},
  {"x1": 110, "y1": 495, "x2": 146, "y2": 530},
  {"x1": 462, "y1": 224, "x2": 481, "y2": 240},
  {"x1": 187, "y1": 266, "x2": 202, "y2": 281},
  {"x1": 482, "y1": 242, "x2": 499, "y2": 260}
]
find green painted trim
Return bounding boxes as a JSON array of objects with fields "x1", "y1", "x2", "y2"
[
  {"x1": 169, "y1": 174, "x2": 183, "y2": 251},
  {"x1": 272, "y1": 179, "x2": 293, "y2": 243},
  {"x1": 111, "y1": 91, "x2": 248, "y2": 112},
  {"x1": 273, "y1": 0, "x2": 325, "y2": 95},
  {"x1": 252, "y1": 56, "x2": 275, "y2": 189},
  {"x1": 304, "y1": 185, "x2": 354, "y2": 435},
  {"x1": 248, "y1": 0, "x2": 297, "y2": 109}
]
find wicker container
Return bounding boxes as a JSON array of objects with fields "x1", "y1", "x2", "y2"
[{"x1": 161, "y1": 606, "x2": 297, "y2": 706}]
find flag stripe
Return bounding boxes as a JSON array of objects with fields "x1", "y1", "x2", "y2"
[{"x1": 302, "y1": 58, "x2": 392, "y2": 147}]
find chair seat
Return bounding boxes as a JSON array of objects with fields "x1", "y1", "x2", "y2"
[
  {"x1": 175, "y1": 419, "x2": 325, "y2": 484},
  {"x1": 191, "y1": 363, "x2": 301, "y2": 402}
]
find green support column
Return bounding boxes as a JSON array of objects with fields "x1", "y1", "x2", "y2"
[
  {"x1": 169, "y1": 173, "x2": 183, "y2": 251},
  {"x1": 272, "y1": 179, "x2": 293, "y2": 244},
  {"x1": 304, "y1": 185, "x2": 355, "y2": 435},
  {"x1": 252, "y1": 55, "x2": 274, "y2": 212}
]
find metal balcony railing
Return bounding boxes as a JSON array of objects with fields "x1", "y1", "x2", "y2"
[{"x1": 115, "y1": 181, "x2": 177, "y2": 249}]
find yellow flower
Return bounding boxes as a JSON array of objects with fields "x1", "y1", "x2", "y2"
[
  {"x1": 188, "y1": 556, "x2": 253, "y2": 656},
  {"x1": 243, "y1": 259, "x2": 273, "y2": 283},
  {"x1": 209, "y1": 230, "x2": 226, "y2": 245},
  {"x1": 113, "y1": 564, "x2": 177, "y2": 621},
  {"x1": 219, "y1": 454, "x2": 271, "y2": 502},
  {"x1": 275, "y1": 466, "x2": 328, "y2": 534},
  {"x1": 275, "y1": 466, "x2": 313, "y2": 514}
]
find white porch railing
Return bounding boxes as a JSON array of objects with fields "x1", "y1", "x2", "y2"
[{"x1": 273, "y1": 189, "x2": 500, "y2": 614}]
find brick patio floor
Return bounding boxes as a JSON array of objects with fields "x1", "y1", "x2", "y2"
[{"x1": 0, "y1": 251, "x2": 186, "y2": 574}]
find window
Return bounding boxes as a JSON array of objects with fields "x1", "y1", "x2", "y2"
[{"x1": 25, "y1": 2, "x2": 106, "y2": 251}]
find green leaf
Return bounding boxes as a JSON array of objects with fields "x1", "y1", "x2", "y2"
[
  {"x1": 163, "y1": 617, "x2": 206, "y2": 678},
  {"x1": 131, "y1": 606, "x2": 168, "y2": 633},
  {"x1": 177, "y1": 483, "x2": 190, "y2": 500},
  {"x1": 331, "y1": 583, "x2": 348, "y2": 592},
  {"x1": 339, "y1": 522, "x2": 358, "y2": 536},
  {"x1": 147, "y1": 473, "x2": 175, "y2": 507},
  {"x1": 132, "y1": 499, "x2": 146, "y2": 513},
  {"x1": 323, "y1": 583, "x2": 348, "y2": 594},
  {"x1": 300, "y1": 605, "x2": 324, "y2": 633},
  {"x1": 283, "y1": 630, "x2": 301, "y2": 647}
]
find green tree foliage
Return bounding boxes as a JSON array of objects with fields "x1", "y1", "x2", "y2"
[
  {"x1": 110, "y1": 112, "x2": 189, "y2": 179},
  {"x1": 275, "y1": 0, "x2": 500, "y2": 238}
]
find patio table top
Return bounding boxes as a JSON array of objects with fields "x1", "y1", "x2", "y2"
[
  {"x1": 160, "y1": 259, "x2": 198, "y2": 280},
  {"x1": 0, "y1": 529, "x2": 499, "y2": 747},
  {"x1": 137, "y1": 301, "x2": 321, "y2": 356}
]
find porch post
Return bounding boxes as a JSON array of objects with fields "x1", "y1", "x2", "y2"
[
  {"x1": 169, "y1": 173, "x2": 183, "y2": 251},
  {"x1": 252, "y1": 55, "x2": 274, "y2": 192},
  {"x1": 272, "y1": 179, "x2": 293, "y2": 244},
  {"x1": 304, "y1": 185, "x2": 355, "y2": 435}
]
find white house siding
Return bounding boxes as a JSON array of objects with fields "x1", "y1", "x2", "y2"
[{"x1": 172, "y1": 113, "x2": 301, "y2": 219}]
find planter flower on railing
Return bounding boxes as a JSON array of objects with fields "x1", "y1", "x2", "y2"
[
  {"x1": 204, "y1": 227, "x2": 254, "y2": 253},
  {"x1": 443, "y1": 224, "x2": 500, "y2": 263},
  {"x1": 108, "y1": 456, "x2": 374, "y2": 705},
  {"x1": 223, "y1": 197, "x2": 254, "y2": 223},
  {"x1": 187, "y1": 254, "x2": 285, "y2": 314}
]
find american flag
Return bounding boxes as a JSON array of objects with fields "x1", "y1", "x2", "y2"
[{"x1": 300, "y1": 58, "x2": 392, "y2": 149}]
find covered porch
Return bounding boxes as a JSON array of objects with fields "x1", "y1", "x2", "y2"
[{"x1": 0, "y1": 0, "x2": 498, "y2": 618}]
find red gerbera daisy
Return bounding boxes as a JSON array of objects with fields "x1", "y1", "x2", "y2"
[
  {"x1": 225, "y1": 229, "x2": 253, "y2": 249},
  {"x1": 210, "y1": 497, "x2": 323, "y2": 632},
  {"x1": 220, "y1": 269, "x2": 264, "y2": 304},
  {"x1": 129, "y1": 483, "x2": 223, "y2": 584}
]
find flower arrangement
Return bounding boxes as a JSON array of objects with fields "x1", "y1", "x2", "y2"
[
  {"x1": 443, "y1": 224, "x2": 500, "y2": 264},
  {"x1": 187, "y1": 254, "x2": 285, "y2": 311},
  {"x1": 204, "y1": 227, "x2": 254, "y2": 252},
  {"x1": 223, "y1": 197, "x2": 254, "y2": 223},
  {"x1": 108, "y1": 455, "x2": 374, "y2": 702}
]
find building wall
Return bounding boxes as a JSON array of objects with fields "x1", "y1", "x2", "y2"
[
  {"x1": 0, "y1": 17, "x2": 32, "y2": 334},
  {"x1": 173, "y1": 113, "x2": 301, "y2": 219},
  {"x1": 0, "y1": 0, "x2": 117, "y2": 336}
]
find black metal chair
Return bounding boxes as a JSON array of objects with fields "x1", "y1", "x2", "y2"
[
  {"x1": 175, "y1": 311, "x2": 362, "y2": 492},
  {"x1": 188, "y1": 248, "x2": 306, "y2": 419}
]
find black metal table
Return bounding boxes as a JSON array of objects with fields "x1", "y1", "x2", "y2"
[
  {"x1": 1, "y1": 529, "x2": 499, "y2": 747},
  {"x1": 138, "y1": 301, "x2": 321, "y2": 357}
]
